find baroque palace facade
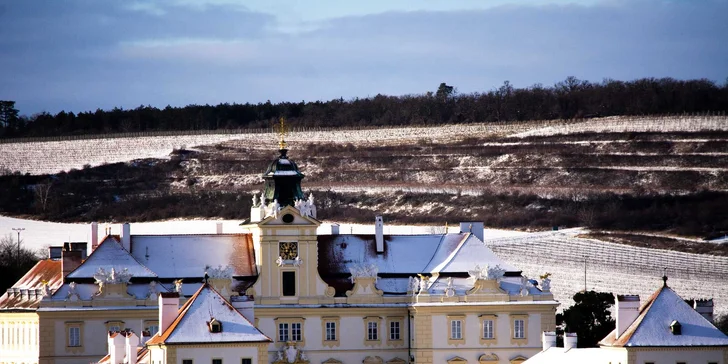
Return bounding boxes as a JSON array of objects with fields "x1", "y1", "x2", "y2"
[{"x1": 1, "y1": 140, "x2": 558, "y2": 364}]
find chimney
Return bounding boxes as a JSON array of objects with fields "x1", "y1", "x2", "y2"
[
  {"x1": 616, "y1": 295, "x2": 640, "y2": 339},
  {"x1": 216, "y1": 222, "x2": 223, "y2": 234},
  {"x1": 375, "y1": 216, "x2": 384, "y2": 254},
  {"x1": 124, "y1": 331, "x2": 140, "y2": 364},
  {"x1": 330, "y1": 223, "x2": 340, "y2": 235},
  {"x1": 231, "y1": 295, "x2": 255, "y2": 323},
  {"x1": 108, "y1": 332, "x2": 125, "y2": 364},
  {"x1": 91, "y1": 222, "x2": 99, "y2": 251},
  {"x1": 542, "y1": 331, "x2": 556, "y2": 350},
  {"x1": 158, "y1": 292, "x2": 180, "y2": 335},
  {"x1": 459, "y1": 222, "x2": 484, "y2": 241},
  {"x1": 694, "y1": 299, "x2": 714, "y2": 323},
  {"x1": 62, "y1": 250, "x2": 83, "y2": 279},
  {"x1": 48, "y1": 246, "x2": 62, "y2": 260},
  {"x1": 563, "y1": 332, "x2": 578, "y2": 350},
  {"x1": 121, "y1": 223, "x2": 131, "y2": 252}
]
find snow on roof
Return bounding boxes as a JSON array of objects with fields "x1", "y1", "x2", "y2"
[
  {"x1": 148, "y1": 283, "x2": 270, "y2": 345},
  {"x1": 319, "y1": 233, "x2": 515, "y2": 276},
  {"x1": 129, "y1": 234, "x2": 256, "y2": 279},
  {"x1": 524, "y1": 347, "x2": 624, "y2": 364},
  {"x1": 0, "y1": 259, "x2": 62, "y2": 310},
  {"x1": 66, "y1": 236, "x2": 157, "y2": 279},
  {"x1": 600, "y1": 284, "x2": 728, "y2": 347},
  {"x1": 425, "y1": 234, "x2": 518, "y2": 273}
]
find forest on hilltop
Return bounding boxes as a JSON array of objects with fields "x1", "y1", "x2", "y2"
[{"x1": 1, "y1": 77, "x2": 727, "y2": 138}]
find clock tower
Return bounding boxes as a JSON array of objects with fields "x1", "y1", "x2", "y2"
[{"x1": 241, "y1": 123, "x2": 334, "y2": 305}]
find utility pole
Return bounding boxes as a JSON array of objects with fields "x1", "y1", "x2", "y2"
[
  {"x1": 12, "y1": 227, "x2": 25, "y2": 266},
  {"x1": 584, "y1": 257, "x2": 587, "y2": 292}
]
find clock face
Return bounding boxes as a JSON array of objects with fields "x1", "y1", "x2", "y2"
[{"x1": 279, "y1": 242, "x2": 298, "y2": 260}]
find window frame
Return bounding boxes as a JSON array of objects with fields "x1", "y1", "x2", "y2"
[
  {"x1": 387, "y1": 316, "x2": 404, "y2": 345},
  {"x1": 241, "y1": 359, "x2": 252, "y2": 364},
  {"x1": 363, "y1": 316, "x2": 381, "y2": 346},
  {"x1": 321, "y1": 316, "x2": 340, "y2": 347},
  {"x1": 212, "y1": 359, "x2": 223, "y2": 364},
  {"x1": 510, "y1": 314, "x2": 528, "y2": 345},
  {"x1": 275, "y1": 317, "x2": 306, "y2": 346},
  {"x1": 64, "y1": 321, "x2": 84, "y2": 353},
  {"x1": 447, "y1": 314, "x2": 466, "y2": 345},
  {"x1": 104, "y1": 320, "x2": 125, "y2": 333},
  {"x1": 182, "y1": 360, "x2": 193, "y2": 364}
]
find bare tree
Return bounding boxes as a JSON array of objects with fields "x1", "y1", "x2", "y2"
[{"x1": 34, "y1": 181, "x2": 53, "y2": 213}]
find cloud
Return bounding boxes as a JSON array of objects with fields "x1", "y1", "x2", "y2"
[{"x1": 0, "y1": 0, "x2": 726, "y2": 114}]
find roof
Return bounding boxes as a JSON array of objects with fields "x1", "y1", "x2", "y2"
[
  {"x1": 0, "y1": 259, "x2": 62, "y2": 310},
  {"x1": 523, "y1": 347, "x2": 624, "y2": 364},
  {"x1": 129, "y1": 234, "x2": 256, "y2": 278},
  {"x1": 147, "y1": 283, "x2": 271, "y2": 345},
  {"x1": 66, "y1": 236, "x2": 157, "y2": 279},
  {"x1": 600, "y1": 284, "x2": 728, "y2": 347},
  {"x1": 318, "y1": 233, "x2": 516, "y2": 276}
]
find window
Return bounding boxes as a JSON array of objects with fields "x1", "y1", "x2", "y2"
[
  {"x1": 363, "y1": 316, "x2": 381, "y2": 346},
  {"x1": 144, "y1": 320, "x2": 159, "y2": 336},
  {"x1": 64, "y1": 321, "x2": 84, "y2": 352},
  {"x1": 390, "y1": 321, "x2": 400, "y2": 340},
  {"x1": 105, "y1": 320, "x2": 125, "y2": 333},
  {"x1": 321, "y1": 317, "x2": 340, "y2": 347},
  {"x1": 510, "y1": 314, "x2": 528, "y2": 345},
  {"x1": 450, "y1": 320, "x2": 462, "y2": 340},
  {"x1": 278, "y1": 323, "x2": 289, "y2": 341},
  {"x1": 291, "y1": 322, "x2": 302, "y2": 341},
  {"x1": 325, "y1": 321, "x2": 336, "y2": 341},
  {"x1": 212, "y1": 359, "x2": 222, "y2": 364},
  {"x1": 514, "y1": 319, "x2": 525, "y2": 339},
  {"x1": 483, "y1": 319, "x2": 494, "y2": 339},
  {"x1": 368, "y1": 321, "x2": 378, "y2": 340},
  {"x1": 183, "y1": 360, "x2": 193, "y2": 364},
  {"x1": 69, "y1": 327, "x2": 81, "y2": 347},
  {"x1": 276, "y1": 318, "x2": 305, "y2": 344},
  {"x1": 282, "y1": 271, "x2": 296, "y2": 296},
  {"x1": 241, "y1": 360, "x2": 252, "y2": 364},
  {"x1": 209, "y1": 318, "x2": 222, "y2": 333}
]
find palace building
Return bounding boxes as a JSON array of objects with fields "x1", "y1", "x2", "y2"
[{"x1": 1, "y1": 136, "x2": 559, "y2": 364}]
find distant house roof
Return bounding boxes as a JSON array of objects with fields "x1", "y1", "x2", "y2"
[
  {"x1": 129, "y1": 234, "x2": 256, "y2": 279},
  {"x1": 0, "y1": 259, "x2": 62, "y2": 311},
  {"x1": 600, "y1": 284, "x2": 728, "y2": 347},
  {"x1": 147, "y1": 283, "x2": 270, "y2": 345},
  {"x1": 66, "y1": 236, "x2": 157, "y2": 279}
]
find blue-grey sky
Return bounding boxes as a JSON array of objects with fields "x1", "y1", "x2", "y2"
[{"x1": 1, "y1": 0, "x2": 726, "y2": 115}]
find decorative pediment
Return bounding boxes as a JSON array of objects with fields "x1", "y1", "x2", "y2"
[
  {"x1": 478, "y1": 354, "x2": 499, "y2": 364},
  {"x1": 447, "y1": 356, "x2": 468, "y2": 364},
  {"x1": 467, "y1": 278, "x2": 507, "y2": 295},
  {"x1": 322, "y1": 359, "x2": 342, "y2": 364},
  {"x1": 386, "y1": 358, "x2": 407, "y2": 364},
  {"x1": 273, "y1": 341, "x2": 310, "y2": 364},
  {"x1": 346, "y1": 263, "x2": 383, "y2": 302},
  {"x1": 362, "y1": 357, "x2": 383, "y2": 364},
  {"x1": 259, "y1": 205, "x2": 320, "y2": 226},
  {"x1": 509, "y1": 355, "x2": 528, "y2": 364}
]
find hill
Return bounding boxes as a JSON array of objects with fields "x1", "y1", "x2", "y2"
[{"x1": 0, "y1": 115, "x2": 726, "y2": 241}]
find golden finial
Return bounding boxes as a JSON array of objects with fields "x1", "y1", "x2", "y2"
[{"x1": 274, "y1": 117, "x2": 289, "y2": 150}]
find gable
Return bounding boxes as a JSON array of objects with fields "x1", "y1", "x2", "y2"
[
  {"x1": 66, "y1": 237, "x2": 156, "y2": 279},
  {"x1": 258, "y1": 205, "x2": 320, "y2": 226}
]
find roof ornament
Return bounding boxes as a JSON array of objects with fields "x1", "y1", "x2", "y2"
[
  {"x1": 349, "y1": 263, "x2": 379, "y2": 283},
  {"x1": 274, "y1": 116, "x2": 290, "y2": 150},
  {"x1": 662, "y1": 267, "x2": 668, "y2": 287},
  {"x1": 173, "y1": 279, "x2": 183, "y2": 293},
  {"x1": 444, "y1": 277, "x2": 455, "y2": 297},
  {"x1": 468, "y1": 264, "x2": 505, "y2": 281}
]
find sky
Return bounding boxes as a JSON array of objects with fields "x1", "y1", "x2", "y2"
[{"x1": 0, "y1": 0, "x2": 726, "y2": 115}]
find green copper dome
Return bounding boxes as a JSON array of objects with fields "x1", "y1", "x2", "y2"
[{"x1": 261, "y1": 148, "x2": 305, "y2": 207}]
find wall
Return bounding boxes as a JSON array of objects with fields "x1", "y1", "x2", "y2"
[
  {"x1": 0, "y1": 312, "x2": 40, "y2": 364},
  {"x1": 634, "y1": 348, "x2": 726, "y2": 364},
  {"x1": 176, "y1": 345, "x2": 259, "y2": 364}
]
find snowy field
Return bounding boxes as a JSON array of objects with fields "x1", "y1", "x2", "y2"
[
  {"x1": 8, "y1": 115, "x2": 725, "y2": 176},
  {"x1": 487, "y1": 231, "x2": 728, "y2": 317},
  {"x1": 1, "y1": 215, "x2": 724, "y2": 316}
]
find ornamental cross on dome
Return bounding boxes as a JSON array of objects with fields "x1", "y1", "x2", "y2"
[{"x1": 274, "y1": 117, "x2": 290, "y2": 150}]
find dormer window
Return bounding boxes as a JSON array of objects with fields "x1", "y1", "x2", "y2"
[
  {"x1": 209, "y1": 318, "x2": 222, "y2": 333},
  {"x1": 670, "y1": 320, "x2": 682, "y2": 335}
]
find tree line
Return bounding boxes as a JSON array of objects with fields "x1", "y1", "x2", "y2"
[{"x1": 1, "y1": 77, "x2": 727, "y2": 138}]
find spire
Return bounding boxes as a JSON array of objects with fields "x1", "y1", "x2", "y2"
[{"x1": 274, "y1": 117, "x2": 289, "y2": 150}]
